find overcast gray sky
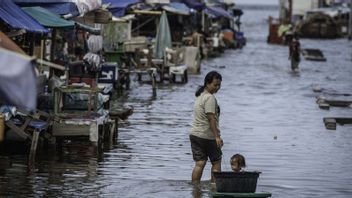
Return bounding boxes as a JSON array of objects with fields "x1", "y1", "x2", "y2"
[{"x1": 235, "y1": 0, "x2": 278, "y2": 5}]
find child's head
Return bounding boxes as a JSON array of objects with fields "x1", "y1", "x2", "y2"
[{"x1": 230, "y1": 154, "x2": 246, "y2": 172}]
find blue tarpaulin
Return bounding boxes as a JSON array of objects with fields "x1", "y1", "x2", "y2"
[
  {"x1": 13, "y1": 0, "x2": 80, "y2": 16},
  {"x1": 103, "y1": 0, "x2": 141, "y2": 17},
  {"x1": 163, "y1": 2, "x2": 190, "y2": 15},
  {"x1": 179, "y1": 0, "x2": 205, "y2": 10},
  {"x1": 0, "y1": 0, "x2": 48, "y2": 33},
  {"x1": 205, "y1": 6, "x2": 232, "y2": 19},
  {"x1": 22, "y1": 7, "x2": 75, "y2": 28}
]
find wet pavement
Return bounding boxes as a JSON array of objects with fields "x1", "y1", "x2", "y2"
[{"x1": 1, "y1": 6, "x2": 352, "y2": 198}]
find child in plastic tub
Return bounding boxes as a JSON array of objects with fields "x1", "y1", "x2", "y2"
[{"x1": 230, "y1": 154, "x2": 246, "y2": 173}]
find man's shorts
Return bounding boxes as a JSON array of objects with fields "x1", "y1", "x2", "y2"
[{"x1": 190, "y1": 135, "x2": 222, "y2": 163}]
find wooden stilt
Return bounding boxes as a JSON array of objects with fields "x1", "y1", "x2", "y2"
[
  {"x1": 169, "y1": 74, "x2": 175, "y2": 83},
  {"x1": 28, "y1": 130, "x2": 40, "y2": 168},
  {"x1": 184, "y1": 70, "x2": 188, "y2": 83},
  {"x1": 152, "y1": 73, "x2": 157, "y2": 97},
  {"x1": 108, "y1": 122, "x2": 113, "y2": 143},
  {"x1": 114, "y1": 118, "x2": 118, "y2": 140},
  {"x1": 126, "y1": 71, "x2": 130, "y2": 90},
  {"x1": 56, "y1": 137, "x2": 63, "y2": 154},
  {"x1": 98, "y1": 125, "x2": 104, "y2": 150}
]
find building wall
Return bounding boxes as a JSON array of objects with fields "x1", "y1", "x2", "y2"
[{"x1": 292, "y1": 0, "x2": 313, "y2": 16}]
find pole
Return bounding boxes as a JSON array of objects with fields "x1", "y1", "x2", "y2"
[
  {"x1": 288, "y1": 0, "x2": 292, "y2": 23},
  {"x1": 349, "y1": 0, "x2": 352, "y2": 40}
]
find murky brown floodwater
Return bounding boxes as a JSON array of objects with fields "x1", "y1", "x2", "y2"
[{"x1": 1, "y1": 5, "x2": 352, "y2": 198}]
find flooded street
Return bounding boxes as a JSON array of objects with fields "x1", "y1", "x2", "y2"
[{"x1": 1, "y1": 6, "x2": 352, "y2": 198}]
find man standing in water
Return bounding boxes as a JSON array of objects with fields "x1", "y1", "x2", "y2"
[
  {"x1": 289, "y1": 33, "x2": 301, "y2": 72},
  {"x1": 190, "y1": 71, "x2": 223, "y2": 184}
]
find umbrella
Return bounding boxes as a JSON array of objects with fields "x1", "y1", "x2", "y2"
[{"x1": 153, "y1": 11, "x2": 172, "y2": 59}]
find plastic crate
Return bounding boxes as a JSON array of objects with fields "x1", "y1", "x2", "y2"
[{"x1": 213, "y1": 171, "x2": 260, "y2": 193}]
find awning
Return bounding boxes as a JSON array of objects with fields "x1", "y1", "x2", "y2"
[
  {"x1": 13, "y1": 0, "x2": 80, "y2": 16},
  {"x1": 75, "y1": 22, "x2": 101, "y2": 35},
  {"x1": 180, "y1": 0, "x2": 205, "y2": 10},
  {"x1": 205, "y1": 6, "x2": 232, "y2": 19},
  {"x1": 163, "y1": 2, "x2": 190, "y2": 15},
  {"x1": 14, "y1": 0, "x2": 102, "y2": 17},
  {"x1": 103, "y1": 0, "x2": 142, "y2": 17},
  {"x1": 0, "y1": 0, "x2": 49, "y2": 33},
  {"x1": 22, "y1": 7, "x2": 75, "y2": 28}
]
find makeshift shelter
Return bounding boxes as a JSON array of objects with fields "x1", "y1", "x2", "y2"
[
  {"x1": 205, "y1": 6, "x2": 233, "y2": 19},
  {"x1": 180, "y1": 0, "x2": 205, "y2": 10},
  {"x1": 295, "y1": 12, "x2": 341, "y2": 38},
  {"x1": 103, "y1": 0, "x2": 142, "y2": 17},
  {"x1": 0, "y1": 0, "x2": 49, "y2": 33},
  {"x1": 13, "y1": 0, "x2": 102, "y2": 17},
  {"x1": 162, "y1": 2, "x2": 190, "y2": 15},
  {"x1": 22, "y1": 7, "x2": 75, "y2": 28}
]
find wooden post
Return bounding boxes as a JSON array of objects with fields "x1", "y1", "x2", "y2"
[
  {"x1": 349, "y1": 0, "x2": 352, "y2": 40},
  {"x1": 0, "y1": 114, "x2": 4, "y2": 143},
  {"x1": 55, "y1": 137, "x2": 63, "y2": 155},
  {"x1": 109, "y1": 122, "x2": 114, "y2": 143},
  {"x1": 98, "y1": 125, "x2": 104, "y2": 150},
  {"x1": 114, "y1": 118, "x2": 118, "y2": 140},
  {"x1": 288, "y1": 0, "x2": 292, "y2": 23},
  {"x1": 49, "y1": 28, "x2": 57, "y2": 78},
  {"x1": 152, "y1": 72, "x2": 157, "y2": 97},
  {"x1": 126, "y1": 71, "x2": 130, "y2": 90},
  {"x1": 28, "y1": 130, "x2": 40, "y2": 168}
]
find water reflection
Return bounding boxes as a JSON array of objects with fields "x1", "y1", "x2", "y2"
[{"x1": 1, "y1": 5, "x2": 352, "y2": 197}]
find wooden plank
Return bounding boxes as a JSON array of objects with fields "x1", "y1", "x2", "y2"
[
  {"x1": 212, "y1": 192, "x2": 272, "y2": 198},
  {"x1": 334, "y1": 117, "x2": 352, "y2": 125},
  {"x1": 301, "y1": 48, "x2": 326, "y2": 61},
  {"x1": 323, "y1": 118, "x2": 336, "y2": 130},
  {"x1": 317, "y1": 97, "x2": 352, "y2": 108},
  {"x1": 323, "y1": 117, "x2": 352, "y2": 130},
  {"x1": 5, "y1": 121, "x2": 30, "y2": 140},
  {"x1": 28, "y1": 130, "x2": 40, "y2": 168},
  {"x1": 52, "y1": 123, "x2": 91, "y2": 136},
  {"x1": 325, "y1": 99, "x2": 352, "y2": 107},
  {"x1": 318, "y1": 103, "x2": 330, "y2": 110}
]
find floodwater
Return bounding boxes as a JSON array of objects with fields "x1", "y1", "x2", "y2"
[{"x1": 1, "y1": 6, "x2": 352, "y2": 198}]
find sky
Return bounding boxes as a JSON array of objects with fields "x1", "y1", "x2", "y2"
[{"x1": 234, "y1": 0, "x2": 278, "y2": 5}]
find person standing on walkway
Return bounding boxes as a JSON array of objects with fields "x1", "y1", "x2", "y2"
[
  {"x1": 289, "y1": 33, "x2": 301, "y2": 72},
  {"x1": 190, "y1": 71, "x2": 223, "y2": 184}
]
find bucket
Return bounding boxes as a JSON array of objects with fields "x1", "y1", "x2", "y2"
[
  {"x1": 0, "y1": 114, "x2": 5, "y2": 142},
  {"x1": 213, "y1": 171, "x2": 260, "y2": 193}
]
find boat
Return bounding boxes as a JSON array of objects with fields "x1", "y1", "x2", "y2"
[{"x1": 301, "y1": 48, "x2": 326, "y2": 61}]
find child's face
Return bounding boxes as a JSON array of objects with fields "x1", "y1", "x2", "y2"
[{"x1": 231, "y1": 159, "x2": 241, "y2": 172}]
